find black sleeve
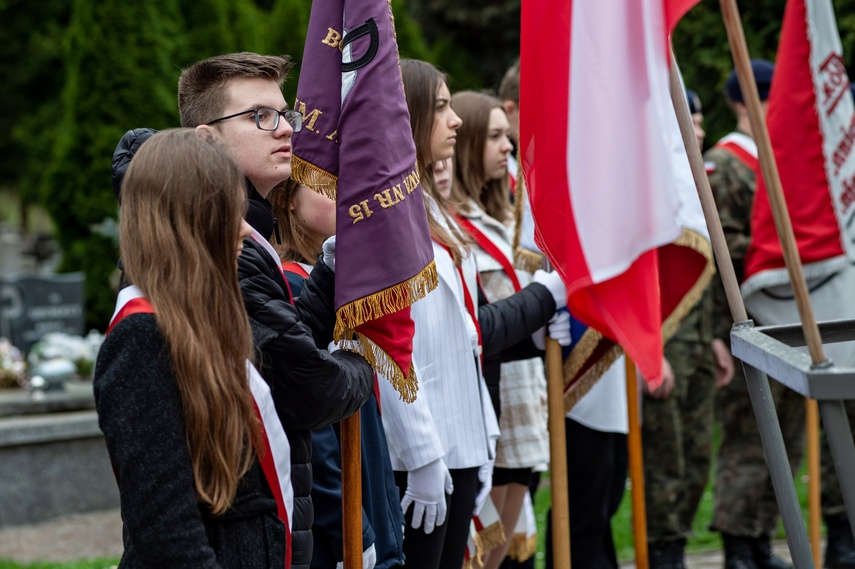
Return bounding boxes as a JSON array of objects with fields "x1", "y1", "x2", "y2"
[
  {"x1": 478, "y1": 282, "x2": 556, "y2": 359},
  {"x1": 93, "y1": 315, "x2": 221, "y2": 569},
  {"x1": 238, "y1": 244, "x2": 374, "y2": 430},
  {"x1": 293, "y1": 258, "x2": 337, "y2": 347}
]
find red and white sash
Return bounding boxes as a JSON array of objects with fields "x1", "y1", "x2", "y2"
[
  {"x1": 715, "y1": 132, "x2": 759, "y2": 173},
  {"x1": 108, "y1": 286, "x2": 293, "y2": 568},
  {"x1": 455, "y1": 213, "x2": 522, "y2": 293}
]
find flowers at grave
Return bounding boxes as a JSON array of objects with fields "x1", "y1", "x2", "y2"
[
  {"x1": 28, "y1": 331, "x2": 105, "y2": 381},
  {"x1": 0, "y1": 338, "x2": 26, "y2": 388}
]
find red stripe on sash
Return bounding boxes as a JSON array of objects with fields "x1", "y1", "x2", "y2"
[
  {"x1": 251, "y1": 402, "x2": 292, "y2": 569},
  {"x1": 455, "y1": 215, "x2": 522, "y2": 292},
  {"x1": 106, "y1": 298, "x2": 155, "y2": 335},
  {"x1": 433, "y1": 239, "x2": 483, "y2": 359},
  {"x1": 716, "y1": 140, "x2": 759, "y2": 173}
]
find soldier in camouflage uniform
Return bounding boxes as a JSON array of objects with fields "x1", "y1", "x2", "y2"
[
  {"x1": 643, "y1": 288, "x2": 724, "y2": 569},
  {"x1": 706, "y1": 60, "x2": 798, "y2": 569},
  {"x1": 643, "y1": 91, "x2": 735, "y2": 569}
]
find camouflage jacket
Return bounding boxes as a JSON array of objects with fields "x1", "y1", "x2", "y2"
[
  {"x1": 704, "y1": 135, "x2": 757, "y2": 340},
  {"x1": 668, "y1": 284, "x2": 714, "y2": 345}
]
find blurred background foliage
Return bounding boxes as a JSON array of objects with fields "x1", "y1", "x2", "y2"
[{"x1": 1, "y1": 0, "x2": 853, "y2": 328}]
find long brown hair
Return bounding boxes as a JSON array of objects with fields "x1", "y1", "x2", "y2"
[
  {"x1": 268, "y1": 178, "x2": 325, "y2": 264},
  {"x1": 119, "y1": 129, "x2": 259, "y2": 515},
  {"x1": 449, "y1": 91, "x2": 512, "y2": 224},
  {"x1": 401, "y1": 58, "x2": 469, "y2": 265}
]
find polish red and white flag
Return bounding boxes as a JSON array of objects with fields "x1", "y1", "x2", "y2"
[{"x1": 520, "y1": 0, "x2": 713, "y2": 387}]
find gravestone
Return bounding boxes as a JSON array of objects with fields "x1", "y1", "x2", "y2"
[{"x1": 0, "y1": 274, "x2": 85, "y2": 353}]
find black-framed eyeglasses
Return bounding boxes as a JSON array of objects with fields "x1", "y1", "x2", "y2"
[{"x1": 206, "y1": 108, "x2": 302, "y2": 132}]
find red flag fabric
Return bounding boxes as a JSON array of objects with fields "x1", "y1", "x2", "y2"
[
  {"x1": 743, "y1": 0, "x2": 855, "y2": 296},
  {"x1": 520, "y1": 0, "x2": 711, "y2": 387}
]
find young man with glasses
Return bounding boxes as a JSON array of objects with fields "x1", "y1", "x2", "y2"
[{"x1": 179, "y1": 52, "x2": 375, "y2": 569}]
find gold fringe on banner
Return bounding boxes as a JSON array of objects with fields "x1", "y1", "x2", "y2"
[
  {"x1": 290, "y1": 155, "x2": 338, "y2": 200},
  {"x1": 506, "y1": 532, "x2": 538, "y2": 562},
  {"x1": 514, "y1": 248, "x2": 543, "y2": 274},
  {"x1": 563, "y1": 339, "x2": 624, "y2": 413},
  {"x1": 660, "y1": 228, "x2": 716, "y2": 344},
  {"x1": 510, "y1": 167, "x2": 545, "y2": 273},
  {"x1": 338, "y1": 330, "x2": 419, "y2": 402},
  {"x1": 512, "y1": 171, "x2": 526, "y2": 252},
  {"x1": 334, "y1": 261, "x2": 438, "y2": 340}
]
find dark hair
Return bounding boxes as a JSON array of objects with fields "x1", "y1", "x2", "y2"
[
  {"x1": 268, "y1": 179, "x2": 326, "y2": 264},
  {"x1": 178, "y1": 52, "x2": 293, "y2": 127},
  {"x1": 449, "y1": 91, "x2": 511, "y2": 224},
  {"x1": 498, "y1": 59, "x2": 520, "y2": 104},
  {"x1": 400, "y1": 59, "x2": 469, "y2": 264}
]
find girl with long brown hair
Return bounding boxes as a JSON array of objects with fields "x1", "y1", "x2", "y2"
[
  {"x1": 449, "y1": 91, "x2": 552, "y2": 569},
  {"x1": 95, "y1": 129, "x2": 292, "y2": 568},
  {"x1": 374, "y1": 59, "x2": 569, "y2": 569}
]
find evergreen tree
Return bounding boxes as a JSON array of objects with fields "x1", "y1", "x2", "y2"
[{"x1": 40, "y1": 0, "x2": 183, "y2": 328}]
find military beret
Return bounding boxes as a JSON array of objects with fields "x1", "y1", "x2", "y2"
[{"x1": 725, "y1": 59, "x2": 775, "y2": 103}]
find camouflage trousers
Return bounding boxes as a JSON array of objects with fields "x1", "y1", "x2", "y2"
[
  {"x1": 711, "y1": 362, "x2": 805, "y2": 537},
  {"x1": 642, "y1": 339, "x2": 717, "y2": 542}
]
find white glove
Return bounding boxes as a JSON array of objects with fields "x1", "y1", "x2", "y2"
[
  {"x1": 547, "y1": 309, "x2": 572, "y2": 346},
  {"x1": 401, "y1": 458, "x2": 454, "y2": 534},
  {"x1": 336, "y1": 543, "x2": 376, "y2": 569},
  {"x1": 322, "y1": 235, "x2": 336, "y2": 272},
  {"x1": 532, "y1": 269, "x2": 567, "y2": 310},
  {"x1": 473, "y1": 460, "x2": 494, "y2": 515}
]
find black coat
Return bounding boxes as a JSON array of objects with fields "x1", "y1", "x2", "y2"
[
  {"x1": 478, "y1": 282, "x2": 554, "y2": 418},
  {"x1": 239, "y1": 189, "x2": 375, "y2": 569},
  {"x1": 94, "y1": 314, "x2": 286, "y2": 568}
]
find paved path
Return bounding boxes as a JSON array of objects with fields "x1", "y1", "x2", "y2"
[
  {"x1": 0, "y1": 509, "x2": 123, "y2": 564},
  {"x1": 0, "y1": 508, "x2": 800, "y2": 568}
]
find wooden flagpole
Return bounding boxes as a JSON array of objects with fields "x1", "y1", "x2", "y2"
[
  {"x1": 671, "y1": 0, "x2": 829, "y2": 557},
  {"x1": 717, "y1": 2, "x2": 828, "y2": 563},
  {"x1": 625, "y1": 358, "x2": 649, "y2": 569},
  {"x1": 341, "y1": 412, "x2": 363, "y2": 569},
  {"x1": 717, "y1": 0, "x2": 827, "y2": 366},
  {"x1": 806, "y1": 399, "x2": 822, "y2": 569},
  {"x1": 546, "y1": 336, "x2": 572, "y2": 569}
]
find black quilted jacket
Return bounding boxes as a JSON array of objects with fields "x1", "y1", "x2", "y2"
[{"x1": 239, "y1": 187, "x2": 374, "y2": 569}]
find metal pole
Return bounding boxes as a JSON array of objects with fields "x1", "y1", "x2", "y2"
[{"x1": 740, "y1": 346, "x2": 815, "y2": 568}]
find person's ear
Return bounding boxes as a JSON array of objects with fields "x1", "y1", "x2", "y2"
[
  {"x1": 195, "y1": 124, "x2": 219, "y2": 141},
  {"x1": 502, "y1": 100, "x2": 518, "y2": 116}
]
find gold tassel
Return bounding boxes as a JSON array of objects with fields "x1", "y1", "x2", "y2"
[
  {"x1": 660, "y1": 229, "x2": 716, "y2": 344},
  {"x1": 334, "y1": 261, "x2": 438, "y2": 338},
  {"x1": 506, "y1": 532, "x2": 539, "y2": 562},
  {"x1": 290, "y1": 155, "x2": 338, "y2": 200},
  {"x1": 477, "y1": 520, "x2": 507, "y2": 554},
  {"x1": 338, "y1": 330, "x2": 419, "y2": 402}
]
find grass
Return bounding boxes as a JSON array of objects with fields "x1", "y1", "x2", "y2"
[{"x1": 0, "y1": 561, "x2": 117, "y2": 569}]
